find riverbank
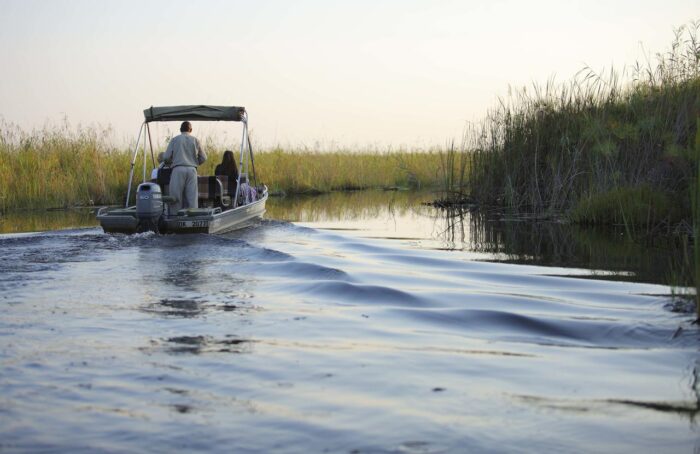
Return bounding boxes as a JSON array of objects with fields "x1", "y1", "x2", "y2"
[
  {"x1": 429, "y1": 22, "x2": 700, "y2": 317},
  {"x1": 0, "y1": 122, "x2": 444, "y2": 212},
  {"x1": 446, "y1": 23, "x2": 699, "y2": 233}
]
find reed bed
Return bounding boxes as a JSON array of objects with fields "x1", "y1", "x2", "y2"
[
  {"x1": 0, "y1": 121, "x2": 444, "y2": 211},
  {"x1": 249, "y1": 148, "x2": 441, "y2": 194},
  {"x1": 202, "y1": 147, "x2": 442, "y2": 194},
  {"x1": 0, "y1": 122, "x2": 132, "y2": 211},
  {"x1": 449, "y1": 22, "x2": 700, "y2": 231},
  {"x1": 441, "y1": 21, "x2": 700, "y2": 318}
]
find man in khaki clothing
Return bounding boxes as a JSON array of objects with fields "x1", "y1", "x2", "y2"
[{"x1": 163, "y1": 121, "x2": 207, "y2": 214}]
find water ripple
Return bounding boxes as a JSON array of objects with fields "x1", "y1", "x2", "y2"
[{"x1": 0, "y1": 220, "x2": 697, "y2": 452}]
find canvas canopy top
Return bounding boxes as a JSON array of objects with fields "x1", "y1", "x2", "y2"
[{"x1": 143, "y1": 105, "x2": 246, "y2": 123}]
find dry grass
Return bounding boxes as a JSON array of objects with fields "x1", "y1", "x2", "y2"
[
  {"x1": 251, "y1": 148, "x2": 440, "y2": 194},
  {"x1": 0, "y1": 122, "x2": 131, "y2": 211},
  {"x1": 0, "y1": 122, "x2": 444, "y2": 211}
]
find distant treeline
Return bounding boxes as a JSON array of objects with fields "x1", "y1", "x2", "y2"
[
  {"x1": 0, "y1": 124, "x2": 443, "y2": 211},
  {"x1": 443, "y1": 21, "x2": 700, "y2": 231}
]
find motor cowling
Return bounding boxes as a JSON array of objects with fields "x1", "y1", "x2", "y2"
[{"x1": 136, "y1": 183, "x2": 164, "y2": 231}]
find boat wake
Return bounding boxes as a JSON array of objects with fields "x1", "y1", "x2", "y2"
[{"x1": 1, "y1": 221, "x2": 698, "y2": 452}]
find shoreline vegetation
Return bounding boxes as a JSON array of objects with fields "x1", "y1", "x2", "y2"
[
  {"x1": 441, "y1": 22, "x2": 699, "y2": 233},
  {"x1": 0, "y1": 125, "x2": 444, "y2": 212},
  {"x1": 436, "y1": 20, "x2": 698, "y2": 318},
  {"x1": 1, "y1": 23, "x2": 695, "y2": 225},
  {"x1": 2, "y1": 23, "x2": 695, "y2": 225}
]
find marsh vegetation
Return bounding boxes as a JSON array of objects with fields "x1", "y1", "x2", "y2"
[
  {"x1": 434, "y1": 22, "x2": 700, "y2": 317},
  {"x1": 0, "y1": 121, "x2": 443, "y2": 211},
  {"x1": 441, "y1": 22, "x2": 699, "y2": 233}
]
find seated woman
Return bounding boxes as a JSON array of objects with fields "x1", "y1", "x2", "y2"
[
  {"x1": 215, "y1": 150, "x2": 239, "y2": 180},
  {"x1": 214, "y1": 150, "x2": 242, "y2": 206}
]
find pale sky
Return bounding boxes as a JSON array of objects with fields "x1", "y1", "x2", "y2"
[{"x1": 0, "y1": 0, "x2": 697, "y2": 149}]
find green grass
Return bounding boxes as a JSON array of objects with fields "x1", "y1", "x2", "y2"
[
  {"x1": 0, "y1": 122, "x2": 445, "y2": 211},
  {"x1": 0, "y1": 122, "x2": 132, "y2": 211},
  {"x1": 569, "y1": 185, "x2": 683, "y2": 228},
  {"x1": 218, "y1": 147, "x2": 441, "y2": 195}
]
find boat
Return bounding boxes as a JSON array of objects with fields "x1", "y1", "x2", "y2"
[{"x1": 97, "y1": 105, "x2": 268, "y2": 234}]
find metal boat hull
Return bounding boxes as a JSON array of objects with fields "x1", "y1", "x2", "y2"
[{"x1": 97, "y1": 191, "x2": 268, "y2": 235}]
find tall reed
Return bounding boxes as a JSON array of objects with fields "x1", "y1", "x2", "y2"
[
  {"x1": 0, "y1": 121, "x2": 445, "y2": 212},
  {"x1": 694, "y1": 117, "x2": 700, "y2": 319},
  {"x1": 444, "y1": 21, "x2": 700, "y2": 318},
  {"x1": 210, "y1": 148, "x2": 442, "y2": 195},
  {"x1": 0, "y1": 121, "x2": 132, "y2": 210},
  {"x1": 456, "y1": 22, "x2": 699, "y2": 230}
]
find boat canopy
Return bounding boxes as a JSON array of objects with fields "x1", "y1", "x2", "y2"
[{"x1": 143, "y1": 105, "x2": 246, "y2": 123}]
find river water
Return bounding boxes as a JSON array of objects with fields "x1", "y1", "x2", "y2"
[{"x1": 1, "y1": 191, "x2": 698, "y2": 453}]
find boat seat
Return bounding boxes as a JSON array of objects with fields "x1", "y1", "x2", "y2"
[
  {"x1": 156, "y1": 167, "x2": 172, "y2": 195},
  {"x1": 198, "y1": 176, "x2": 237, "y2": 208}
]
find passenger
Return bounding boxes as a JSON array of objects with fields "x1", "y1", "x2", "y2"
[
  {"x1": 162, "y1": 121, "x2": 207, "y2": 214},
  {"x1": 150, "y1": 152, "x2": 168, "y2": 182},
  {"x1": 215, "y1": 150, "x2": 240, "y2": 206},
  {"x1": 214, "y1": 150, "x2": 239, "y2": 180}
]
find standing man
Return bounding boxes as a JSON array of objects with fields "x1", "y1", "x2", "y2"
[{"x1": 163, "y1": 121, "x2": 207, "y2": 214}]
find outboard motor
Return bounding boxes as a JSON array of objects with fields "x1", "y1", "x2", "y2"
[{"x1": 135, "y1": 182, "x2": 164, "y2": 232}]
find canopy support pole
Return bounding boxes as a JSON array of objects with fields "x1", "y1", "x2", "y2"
[
  {"x1": 233, "y1": 115, "x2": 249, "y2": 208},
  {"x1": 146, "y1": 123, "x2": 155, "y2": 167},
  {"x1": 125, "y1": 122, "x2": 145, "y2": 207},
  {"x1": 246, "y1": 114, "x2": 258, "y2": 189},
  {"x1": 142, "y1": 124, "x2": 147, "y2": 183}
]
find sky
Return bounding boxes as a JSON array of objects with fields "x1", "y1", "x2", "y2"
[{"x1": 0, "y1": 0, "x2": 697, "y2": 149}]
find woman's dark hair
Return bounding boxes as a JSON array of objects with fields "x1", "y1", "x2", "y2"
[{"x1": 217, "y1": 150, "x2": 238, "y2": 178}]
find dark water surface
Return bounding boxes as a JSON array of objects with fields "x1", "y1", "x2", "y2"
[{"x1": 1, "y1": 191, "x2": 698, "y2": 453}]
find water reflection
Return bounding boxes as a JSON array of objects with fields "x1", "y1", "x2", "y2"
[
  {"x1": 266, "y1": 189, "x2": 431, "y2": 223},
  {"x1": 0, "y1": 208, "x2": 97, "y2": 233},
  {"x1": 140, "y1": 335, "x2": 254, "y2": 355},
  {"x1": 142, "y1": 298, "x2": 248, "y2": 318},
  {"x1": 464, "y1": 211, "x2": 694, "y2": 287},
  {"x1": 163, "y1": 335, "x2": 253, "y2": 355},
  {"x1": 162, "y1": 261, "x2": 206, "y2": 292},
  {"x1": 513, "y1": 394, "x2": 700, "y2": 419},
  {"x1": 4, "y1": 190, "x2": 693, "y2": 288},
  {"x1": 271, "y1": 190, "x2": 693, "y2": 288},
  {"x1": 144, "y1": 298, "x2": 206, "y2": 318}
]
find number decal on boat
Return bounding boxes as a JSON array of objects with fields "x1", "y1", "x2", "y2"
[{"x1": 178, "y1": 220, "x2": 209, "y2": 228}]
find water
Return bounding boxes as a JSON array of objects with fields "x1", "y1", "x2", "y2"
[{"x1": 1, "y1": 191, "x2": 698, "y2": 453}]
